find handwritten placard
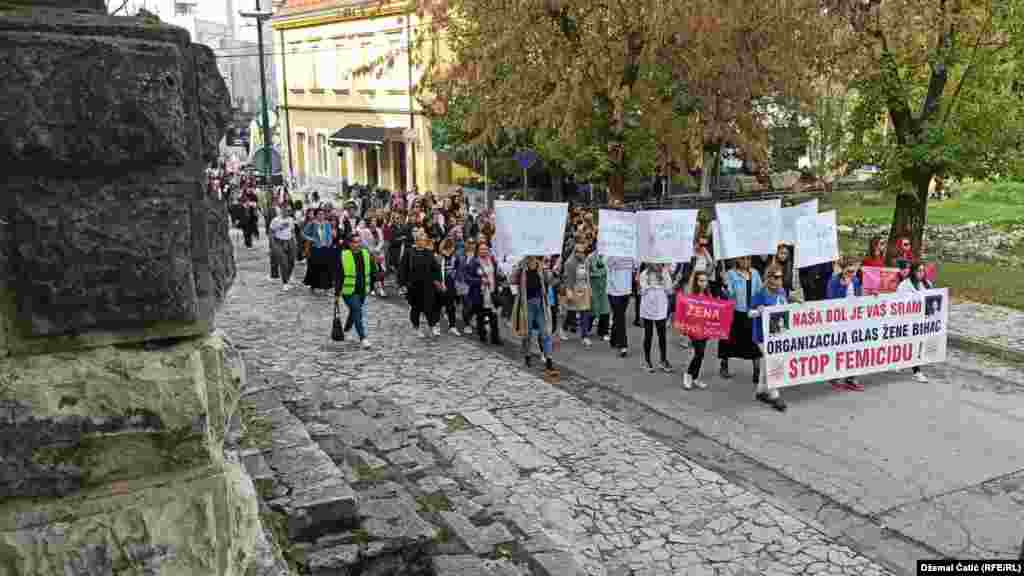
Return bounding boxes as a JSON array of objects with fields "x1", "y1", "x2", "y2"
[
  {"x1": 715, "y1": 199, "x2": 782, "y2": 259},
  {"x1": 597, "y1": 210, "x2": 638, "y2": 258},
  {"x1": 795, "y1": 210, "x2": 839, "y2": 268},
  {"x1": 779, "y1": 199, "x2": 818, "y2": 245},
  {"x1": 638, "y1": 210, "x2": 699, "y2": 263},
  {"x1": 494, "y1": 201, "x2": 568, "y2": 257}
]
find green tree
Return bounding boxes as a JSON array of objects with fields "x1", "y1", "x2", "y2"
[{"x1": 831, "y1": 0, "x2": 1024, "y2": 261}]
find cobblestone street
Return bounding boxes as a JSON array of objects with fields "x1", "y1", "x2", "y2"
[{"x1": 217, "y1": 239, "x2": 900, "y2": 575}]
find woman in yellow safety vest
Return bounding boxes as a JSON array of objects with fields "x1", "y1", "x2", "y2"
[{"x1": 335, "y1": 234, "x2": 376, "y2": 348}]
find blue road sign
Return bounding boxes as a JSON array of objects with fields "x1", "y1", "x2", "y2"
[{"x1": 514, "y1": 149, "x2": 538, "y2": 170}]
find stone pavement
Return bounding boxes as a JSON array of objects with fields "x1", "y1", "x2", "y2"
[{"x1": 218, "y1": 239, "x2": 896, "y2": 575}]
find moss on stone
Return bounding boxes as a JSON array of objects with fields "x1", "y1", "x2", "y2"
[
  {"x1": 444, "y1": 414, "x2": 468, "y2": 433},
  {"x1": 415, "y1": 492, "x2": 451, "y2": 513}
]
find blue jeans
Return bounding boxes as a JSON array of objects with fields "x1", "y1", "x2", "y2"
[
  {"x1": 578, "y1": 311, "x2": 594, "y2": 338},
  {"x1": 343, "y1": 294, "x2": 366, "y2": 340},
  {"x1": 526, "y1": 299, "x2": 552, "y2": 355}
]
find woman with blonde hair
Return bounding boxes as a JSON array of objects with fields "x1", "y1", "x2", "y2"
[{"x1": 749, "y1": 262, "x2": 789, "y2": 411}]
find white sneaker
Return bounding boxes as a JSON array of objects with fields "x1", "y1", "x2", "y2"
[
  {"x1": 432, "y1": 326, "x2": 441, "y2": 337},
  {"x1": 417, "y1": 328, "x2": 426, "y2": 338},
  {"x1": 582, "y1": 338, "x2": 592, "y2": 348},
  {"x1": 449, "y1": 327, "x2": 460, "y2": 336},
  {"x1": 281, "y1": 283, "x2": 290, "y2": 292},
  {"x1": 694, "y1": 379, "x2": 708, "y2": 389},
  {"x1": 913, "y1": 371, "x2": 929, "y2": 383},
  {"x1": 683, "y1": 373, "x2": 693, "y2": 390},
  {"x1": 361, "y1": 339, "x2": 371, "y2": 349},
  {"x1": 463, "y1": 326, "x2": 475, "y2": 336},
  {"x1": 602, "y1": 334, "x2": 611, "y2": 342}
]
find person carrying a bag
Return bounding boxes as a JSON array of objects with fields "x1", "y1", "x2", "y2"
[
  {"x1": 334, "y1": 233, "x2": 377, "y2": 348},
  {"x1": 563, "y1": 240, "x2": 594, "y2": 347}
]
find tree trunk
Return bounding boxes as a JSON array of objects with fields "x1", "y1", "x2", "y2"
[
  {"x1": 699, "y1": 145, "x2": 720, "y2": 198},
  {"x1": 607, "y1": 170, "x2": 625, "y2": 206},
  {"x1": 885, "y1": 175, "x2": 931, "y2": 266}
]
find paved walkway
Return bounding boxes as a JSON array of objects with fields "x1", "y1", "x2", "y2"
[
  {"x1": 948, "y1": 301, "x2": 1024, "y2": 361},
  {"x1": 219, "y1": 240, "x2": 895, "y2": 575}
]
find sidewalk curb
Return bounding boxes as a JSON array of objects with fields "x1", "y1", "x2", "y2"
[{"x1": 948, "y1": 334, "x2": 1024, "y2": 366}]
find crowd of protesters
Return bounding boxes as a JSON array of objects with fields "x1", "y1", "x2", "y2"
[{"x1": 229, "y1": 171, "x2": 937, "y2": 413}]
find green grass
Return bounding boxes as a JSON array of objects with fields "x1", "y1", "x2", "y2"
[
  {"x1": 938, "y1": 262, "x2": 1024, "y2": 310},
  {"x1": 831, "y1": 181, "x2": 1024, "y2": 310},
  {"x1": 823, "y1": 181, "x2": 1024, "y2": 227}
]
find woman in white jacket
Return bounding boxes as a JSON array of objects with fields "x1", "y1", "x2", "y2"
[
  {"x1": 898, "y1": 261, "x2": 934, "y2": 383},
  {"x1": 640, "y1": 263, "x2": 674, "y2": 373}
]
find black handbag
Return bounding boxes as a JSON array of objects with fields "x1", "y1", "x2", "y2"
[{"x1": 331, "y1": 297, "x2": 345, "y2": 341}]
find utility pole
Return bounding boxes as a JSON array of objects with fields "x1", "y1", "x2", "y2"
[
  {"x1": 240, "y1": 1, "x2": 275, "y2": 276},
  {"x1": 406, "y1": 10, "x2": 417, "y2": 194}
]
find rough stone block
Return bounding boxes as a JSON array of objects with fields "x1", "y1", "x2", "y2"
[
  {"x1": 531, "y1": 551, "x2": 585, "y2": 576},
  {"x1": 438, "y1": 511, "x2": 514, "y2": 555},
  {"x1": 0, "y1": 461, "x2": 259, "y2": 576},
  {"x1": 282, "y1": 480, "x2": 359, "y2": 541},
  {"x1": 0, "y1": 334, "x2": 237, "y2": 499},
  {"x1": 0, "y1": 27, "x2": 189, "y2": 168}
]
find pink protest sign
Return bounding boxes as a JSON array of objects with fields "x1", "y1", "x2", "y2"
[
  {"x1": 862, "y1": 267, "x2": 902, "y2": 295},
  {"x1": 674, "y1": 293, "x2": 735, "y2": 340}
]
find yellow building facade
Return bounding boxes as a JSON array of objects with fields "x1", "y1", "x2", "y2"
[{"x1": 271, "y1": 0, "x2": 455, "y2": 199}]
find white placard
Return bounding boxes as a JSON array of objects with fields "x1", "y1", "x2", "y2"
[
  {"x1": 795, "y1": 210, "x2": 839, "y2": 268},
  {"x1": 715, "y1": 199, "x2": 782, "y2": 259},
  {"x1": 779, "y1": 199, "x2": 818, "y2": 245},
  {"x1": 597, "y1": 210, "x2": 638, "y2": 258},
  {"x1": 711, "y1": 221, "x2": 725, "y2": 262},
  {"x1": 637, "y1": 209, "x2": 699, "y2": 263},
  {"x1": 494, "y1": 201, "x2": 568, "y2": 257}
]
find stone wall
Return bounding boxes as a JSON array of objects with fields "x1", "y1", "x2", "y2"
[
  {"x1": 839, "y1": 222, "x2": 1024, "y2": 264},
  {"x1": 0, "y1": 2, "x2": 259, "y2": 574}
]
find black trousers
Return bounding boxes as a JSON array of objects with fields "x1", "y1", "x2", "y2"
[
  {"x1": 687, "y1": 339, "x2": 708, "y2": 379},
  {"x1": 410, "y1": 299, "x2": 436, "y2": 329},
  {"x1": 563, "y1": 310, "x2": 576, "y2": 332},
  {"x1": 475, "y1": 305, "x2": 501, "y2": 344},
  {"x1": 609, "y1": 295, "x2": 630, "y2": 348},
  {"x1": 433, "y1": 289, "x2": 457, "y2": 328},
  {"x1": 643, "y1": 319, "x2": 668, "y2": 365},
  {"x1": 633, "y1": 286, "x2": 642, "y2": 324},
  {"x1": 462, "y1": 296, "x2": 475, "y2": 328},
  {"x1": 596, "y1": 313, "x2": 610, "y2": 338}
]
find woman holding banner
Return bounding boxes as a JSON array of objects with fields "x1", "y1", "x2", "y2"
[
  {"x1": 682, "y1": 270, "x2": 725, "y2": 389},
  {"x1": 718, "y1": 257, "x2": 763, "y2": 380},
  {"x1": 750, "y1": 263, "x2": 788, "y2": 412},
  {"x1": 898, "y1": 261, "x2": 934, "y2": 383},
  {"x1": 826, "y1": 257, "x2": 865, "y2": 391}
]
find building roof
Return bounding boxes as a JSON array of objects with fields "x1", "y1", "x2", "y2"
[{"x1": 271, "y1": 0, "x2": 407, "y2": 29}]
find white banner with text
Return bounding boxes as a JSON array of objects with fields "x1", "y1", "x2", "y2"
[{"x1": 760, "y1": 288, "x2": 948, "y2": 389}]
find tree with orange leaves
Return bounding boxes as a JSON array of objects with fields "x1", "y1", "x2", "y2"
[{"x1": 408, "y1": 0, "x2": 836, "y2": 203}]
